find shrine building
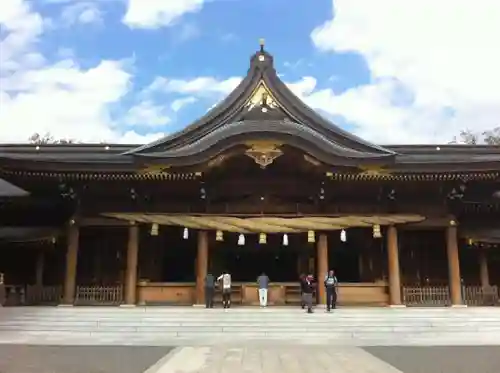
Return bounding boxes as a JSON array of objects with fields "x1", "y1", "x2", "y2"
[{"x1": 1, "y1": 41, "x2": 499, "y2": 307}]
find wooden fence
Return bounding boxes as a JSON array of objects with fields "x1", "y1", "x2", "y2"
[
  {"x1": 463, "y1": 285, "x2": 499, "y2": 306},
  {"x1": 402, "y1": 285, "x2": 499, "y2": 306},
  {"x1": 402, "y1": 285, "x2": 451, "y2": 306},
  {"x1": 75, "y1": 286, "x2": 123, "y2": 305},
  {"x1": 25, "y1": 285, "x2": 62, "y2": 305}
]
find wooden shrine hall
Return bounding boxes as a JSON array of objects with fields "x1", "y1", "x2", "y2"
[{"x1": 1, "y1": 41, "x2": 500, "y2": 307}]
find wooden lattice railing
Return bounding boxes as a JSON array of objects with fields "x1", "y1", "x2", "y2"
[
  {"x1": 25, "y1": 285, "x2": 62, "y2": 305},
  {"x1": 403, "y1": 285, "x2": 499, "y2": 306},
  {"x1": 75, "y1": 285, "x2": 123, "y2": 305},
  {"x1": 402, "y1": 285, "x2": 451, "y2": 306},
  {"x1": 463, "y1": 285, "x2": 499, "y2": 306}
]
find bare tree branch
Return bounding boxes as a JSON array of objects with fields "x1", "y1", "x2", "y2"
[
  {"x1": 453, "y1": 127, "x2": 499, "y2": 145},
  {"x1": 28, "y1": 132, "x2": 75, "y2": 144}
]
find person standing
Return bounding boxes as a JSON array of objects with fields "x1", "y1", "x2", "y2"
[
  {"x1": 256, "y1": 272, "x2": 270, "y2": 307},
  {"x1": 204, "y1": 272, "x2": 215, "y2": 308},
  {"x1": 303, "y1": 274, "x2": 316, "y2": 313},
  {"x1": 217, "y1": 270, "x2": 232, "y2": 309},
  {"x1": 299, "y1": 273, "x2": 306, "y2": 309},
  {"x1": 324, "y1": 269, "x2": 338, "y2": 312},
  {"x1": 0, "y1": 273, "x2": 5, "y2": 307}
]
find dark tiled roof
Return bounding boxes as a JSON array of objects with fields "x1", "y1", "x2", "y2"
[
  {"x1": 134, "y1": 120, "x2": 395, "y2": 160},
  {"x1": 0, "y1": 178, "x2": 29, "y2": 197}
]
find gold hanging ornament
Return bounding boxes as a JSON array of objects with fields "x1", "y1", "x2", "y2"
[
  {"x1": 150, "y1": 223, "x2": 159, "y2": 236},
  {"x1": 259, "y1": 232, "x2": 267, "y2": 244},
  {"x1": 372, "y1": 224, "x2": 381, "y2": 238},
  {"x1": 216, "y1": 230, "x2": 224, "y2": 241},
  {"x1": 307, "y1": 230, "x2": 315, "y2": 243}
]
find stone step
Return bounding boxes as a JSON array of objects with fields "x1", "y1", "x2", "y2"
[
  {"x1": 2, "y1": 307, "x2": 500, "y2": 346},
  {"x1": 1, "y1": 330, "x2": 500, "y2": 347}
]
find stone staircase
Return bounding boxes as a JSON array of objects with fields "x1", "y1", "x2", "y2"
[{"x1": 1, "y1": 306, "x2": 500, "y2": 346}]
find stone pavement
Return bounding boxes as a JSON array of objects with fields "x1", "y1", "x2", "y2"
[
  {"x1": 366, "y1": 346, "x2": 500, "y2": 373},
  {"x1": 144, "y1": 345, "x2": 404, "y2": 373},
  {"x1": 0, "y1": 345, "x2": 172, "y2": 373},
  {"x1": 2, "y1": 344, "x2": 500, "y2": 372}
]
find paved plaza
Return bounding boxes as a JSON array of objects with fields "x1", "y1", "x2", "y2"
[{"x1": 1, "y1": 345, "x2": 500, "y2": 373}]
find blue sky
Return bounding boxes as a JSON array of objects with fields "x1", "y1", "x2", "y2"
[{"x1": 1, "y1": 0, "x2": 499, "y2": 144}]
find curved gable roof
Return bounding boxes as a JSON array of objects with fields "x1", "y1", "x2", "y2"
[{"x1": 125, "y1": 42, "x2": 395, "y2": 160}]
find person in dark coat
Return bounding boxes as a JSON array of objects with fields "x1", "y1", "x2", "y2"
[
  {"x1": 0, "y1": 273, "x2": 5, "y2": 307},
  {"x1": 303, "y1": 274, "x2": 316, "y2": 313},
  {"x1": 324, "y1": 269, "x2": 338, "y2": 311},
  {"x1": 299, "y1": 273, "x2": 306, "y2": 309},
  {"x1": 204, "y1": 272, "x2": 215, "y2": 308}
]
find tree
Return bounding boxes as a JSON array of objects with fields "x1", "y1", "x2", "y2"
[
  {"x1": 482, "y1": 127, "x2": 500, "y2": 145},
  {"x1": 451, "y1": 127, "x2": 500, "y2": 145},
  {"x1": 28, "y1": 132, "x2": 75, "y2": 144}
]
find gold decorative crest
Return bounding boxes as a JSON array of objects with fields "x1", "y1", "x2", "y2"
[
  {"x1": 244, "y1": 141, "x2": 283, "y2": 168},
  {"x1": 246, "y1": 81, "x2": 279, "y2": 111}
]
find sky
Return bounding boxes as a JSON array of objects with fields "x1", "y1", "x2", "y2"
[{"x1": 1, "y1": 0, "x2": 499, "y2": 145}]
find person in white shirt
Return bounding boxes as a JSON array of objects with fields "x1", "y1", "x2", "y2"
[
  {"x1": 217, "y1": 271, "x2": 232, "y2": 309},
  {"x1": 256, "y1": 272, "x2": 270, "y2": 307}
]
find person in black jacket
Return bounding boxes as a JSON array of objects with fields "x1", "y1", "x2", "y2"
[{"x1": 204, "y1": 272, "x2": 215, "y2": 308}]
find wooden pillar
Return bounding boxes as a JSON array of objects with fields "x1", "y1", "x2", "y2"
[
  {"x1": 62, "y1": 223, "x2": 79, "y2": 305},
  {"x1": 446, "y1": 224, "x2": 463, "y2": 305},
  {"x1": 387, "y1": 225, "x2": 402, "y2": 305},
  {"x1": 124, "y1": 223, "x2": 139, "y2": 305},
  {"x1": 35, "y1": 250, "x2": 45, "y2": 287},
  {"x1": 196, "y1": 231, "x2": 208, "y2": 305},
  {"x1": 317, "y1": 233, "x2": 328, "y2": 305},
  {"x1": 479, "y1": 249, "x2": 490, "y2": 288}
]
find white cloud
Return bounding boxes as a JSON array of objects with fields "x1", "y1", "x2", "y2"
[
  {"x1": 0, "y1": 0, "x2": 44, "y2": 72},
  {"x1": 147, "y1": 76, "x2": 242, "y2": 97},
  {"x1": 123, "y1": 0, "x2": 206, "y2": 29},
  {"x1": 171, "y1": 96, "x2": 197, "y2": 112},
  {"x1": 124, "y1": 100, "x2": 171, "y2": 127},
  {"x1": 60, "y1": 2, "x2": 102, "y2": 26},
  {"x1": 286, "y1": 77, "x2": 317, "y2": 97},
  {"x1": 117, "y1": 130, "x2": 165, "y2": 144},
  {"x1": 0, "y1": 0, "x2": 155, "y2": 144},
  {"x1": 310, "y1": 0, "x2": 500, "y2": 144}
]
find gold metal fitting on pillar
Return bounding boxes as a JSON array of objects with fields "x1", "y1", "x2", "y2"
[
  {"x1": 373, "y1": 224, "x2": 382, "y2": 238},
  {"x1": 216, "y1": 230, "x2": 224, "y2": 241}
]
